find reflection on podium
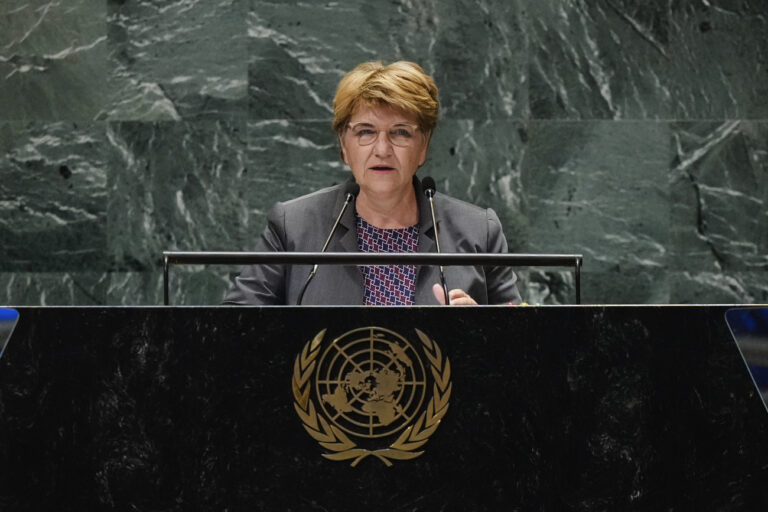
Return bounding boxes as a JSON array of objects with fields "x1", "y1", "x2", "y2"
[{"x1": 727, "y1": 307, "x2": 768, "y2": 409}]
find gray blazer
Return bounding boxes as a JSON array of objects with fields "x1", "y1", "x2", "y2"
[{"x1": 223, "y1": 178, "x2": 522, "y2": 305}]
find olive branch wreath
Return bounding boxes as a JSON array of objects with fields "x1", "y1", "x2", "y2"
[{"x1": 291, "y1": 328, "x2": 451, "y2": 467}]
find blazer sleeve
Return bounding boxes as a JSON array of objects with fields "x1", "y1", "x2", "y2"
[
  {"x1": 485, "y1": 208, "x2": 523, "y2": 305},
  {"x1": 222, "y1": 202, "x2": 288, "y2": 305}
]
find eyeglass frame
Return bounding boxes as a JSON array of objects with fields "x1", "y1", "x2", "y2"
[{"x1": 344, "y1": 121, "x2": 424, "y2": 147}]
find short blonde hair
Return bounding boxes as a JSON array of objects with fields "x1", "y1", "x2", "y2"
[{"x1": 332, "y1": 61, "x2": 439, "y2": 134}]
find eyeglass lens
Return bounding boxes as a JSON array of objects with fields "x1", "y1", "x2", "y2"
[{"x1": 349, "y1": 124, "x2": 417, "y2": 147}]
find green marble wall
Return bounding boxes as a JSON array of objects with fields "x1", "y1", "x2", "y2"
[{"x1": 1, "y1": 0, "x2": 766, "y2": 305}]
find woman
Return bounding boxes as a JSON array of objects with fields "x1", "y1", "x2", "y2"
[{"x1": 224, "y1": 61, "x2": 521, "y2": 305}]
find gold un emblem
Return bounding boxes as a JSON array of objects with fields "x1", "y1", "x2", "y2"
[{"x1": 292, "y1": 326, "x2": 451, "y2": 466}]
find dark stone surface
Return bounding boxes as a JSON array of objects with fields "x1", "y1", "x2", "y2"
[
  {"x1": 0, "y1": 273, "x2": 108, "y2": 306},
  {"x1": 0, "y1": 0, "x2": 108, "y2": 120},
  {"x1": 669, "y1": 122, "x2": 768, "y2": 273},
  {"x1": 248, "y1": 0, "x2": 527, "y2": 120},
  {"x1": 104, "y1": 0, "x2": 248, "y2": 121},
  {"x1": 529, "y1": 0, "x2": 768, "y2": 119},
  {"x1": 0, "y1": 306, "x2": 767, "y2": 510},
  {"x1": 105, "y1": 120, "x2": 248, "y2": 271}
]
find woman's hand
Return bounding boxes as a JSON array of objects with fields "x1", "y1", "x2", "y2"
[{"x1": 432, "y1": 283, "x2": 478, "y2": 306}]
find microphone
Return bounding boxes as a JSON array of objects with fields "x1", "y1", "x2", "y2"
[
  {"x1": 296, "y1": 180, "x2": 360, "y2": 305},
  {"x1": 422, "y1": 176, "x2": 450, "y2": 305}
]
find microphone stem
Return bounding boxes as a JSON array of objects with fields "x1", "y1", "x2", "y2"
[
  {"x1": 321, "y1": 194, "x2": 352, "y2": 252},
  {"x1": 427, "y1": 192, "x2": 450, "y2": 305}
]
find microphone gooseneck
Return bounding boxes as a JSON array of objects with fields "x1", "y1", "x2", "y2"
[
  {"x1": 422, "y1": 177, "x2": 450, "y2": 305},
  {"x1": 296, "y1": 181, "x2": 359, "y2": 305}
]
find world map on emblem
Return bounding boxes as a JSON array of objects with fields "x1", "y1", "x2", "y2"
[{"x1": 315, "y1": 327, "x2": 428, "y2": 439}]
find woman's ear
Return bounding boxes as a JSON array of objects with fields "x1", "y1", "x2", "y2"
[
  {"x1": 338, "y1": 134, "x2": 348, "y2": 164},
  {"x1": 418, "y1": 130, "x2": 432, "y2": 167}
]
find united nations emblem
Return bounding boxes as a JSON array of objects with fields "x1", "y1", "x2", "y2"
[{"x1": 292, "y1": 327, "x2": 451, "y2": 466}]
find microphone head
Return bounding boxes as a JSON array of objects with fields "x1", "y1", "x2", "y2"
[
  {"x1": 422, "y1": 176, "x2": 437, "y2": 196},
  {"x1": 344, "y1": 180, "x2": 360, "y2": 199}
]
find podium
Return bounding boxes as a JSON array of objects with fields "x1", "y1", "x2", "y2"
[{"x1": 1, "y1": 306, "x2": 767, "y2": 510}]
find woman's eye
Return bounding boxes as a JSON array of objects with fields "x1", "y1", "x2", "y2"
[
  {"x1": 356, "y1": 129, "x2": 376, "y2": 136},
  {"x1": 392, "y1": 129, "x2": 412, "y2": 137}
]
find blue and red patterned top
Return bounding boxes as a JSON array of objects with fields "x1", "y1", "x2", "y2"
[{"x1": 356, "y1": 215, "x2": 419, "y2": 305}]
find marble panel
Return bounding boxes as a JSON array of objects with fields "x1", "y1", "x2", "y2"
[
  {"x1": 105, "y1": 271, "x2": 163, "y2": 306},
  {"x1": 0, "y1": 122, "x2": 108, "y2": 271},
  {"x1": 521, "y1": 121, "x2": 670, "y2": 275},
  {"x1": 667, "y1": 0, "x2": 768, "y2": 119},
  {"x1": 529, "y1": 0, "x2": 768, "y2": 119},
  {"x1": 529, "y1": 0, "x2": 671, "y2": 119},
  {"x1": 246, "y1": 119, "x2": 355, "y2": 226},
  {"x1": 106, "y1": 269, "x2": 236, "y2": 306},
  {"x1": 0, "y1": 0, "x2": 108, "y2": 120},
  {"x1": 581, "y1": 269, "x2": 671, "y2": 305},
  {"x1": 669, "y1": 121, "x2": 768, "y2": 272},
  {"x1": 515, "y1": 269, "x2": 576, "y2": 305},
  {"x1": 106, "y1": 120, "x2": 248, "y2": 271},
  {"x1": 426, "y1": 120, "x2": 528, "y2": 250},
  {"x1": 248, "y1": 0, "x2": 527, "y2": 120},
  {"x1": 103, "y1": 0, "x2": 248, "y2": 121},
  {"x1": 0, "y1": 272, "x2": 107, "y2": 305},
  {"x1": 670, "y1": 271, "x2": 768, "y2": 304},
  {"x1": 170, "y1": 268, "x2": 238, "y2": 306}
]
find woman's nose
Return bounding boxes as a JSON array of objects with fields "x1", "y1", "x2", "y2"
[{"x1": 373, "y1": 130, "x2": 394, "y2": 156}]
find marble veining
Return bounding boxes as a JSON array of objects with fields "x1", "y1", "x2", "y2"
[
  {"x1": 529, "y1": 0, "x2": 768, "y2": 119},
  {"x1": 529, "y1": 0, "x2": 671, "y2": 119},
  {"x1": 670, "y1": 121, "x2": 768, "y2": 272},
  {"x1": 522, "y1": 121, "x2": 670, "y2": 272},
  {"x1": 0, "y1": 0, "x2": 108, "y2": 120},
  {"x1": 106, "y1": 120, "x2": 247, "y2": 271},
  {"x1": 0, "y1": 272, "x2": 107, "y2": 305},
  {"x1": 248, "y1": 0, "x2": 527, "y2": 120},
  {"x1": 0, "y1": 122, "x2": 107, "y2": 271},
  {"x1": 104, "y1": 0, "x2": 248, "y2": 121}
]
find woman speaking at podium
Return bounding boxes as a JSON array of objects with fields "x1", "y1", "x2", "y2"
[{"x1": 224, "y1": 61, "x2": 521, "y2": 306}]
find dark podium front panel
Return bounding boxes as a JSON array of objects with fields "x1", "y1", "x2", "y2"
[{"x1": 1, "y1": 306, "x2": 767, "y2": 511}]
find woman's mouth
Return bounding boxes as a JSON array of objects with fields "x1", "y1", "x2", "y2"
[{"x1": 370, "y1": 165, "x2": 395, "y2": 172}]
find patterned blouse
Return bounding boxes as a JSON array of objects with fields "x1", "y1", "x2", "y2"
[{"x1": 356, "y1": 215, "x2": 419, "y2": 305}]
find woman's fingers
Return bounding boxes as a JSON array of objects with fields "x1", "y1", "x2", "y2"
[
  {"x1": 432, "y1": 284, "x2": 477, "y2": 305},
  {"x1": 448, "y1": 288, "x2": 477, "y2": 306}
]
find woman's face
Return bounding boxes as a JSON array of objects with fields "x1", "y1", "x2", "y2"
[{"x1": 339, "y1": 104, "x2": 430, "y2": 200}]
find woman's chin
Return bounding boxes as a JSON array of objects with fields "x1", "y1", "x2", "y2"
[{"x1": 361, "y1": 178, "x2": 411, "y2": 198}]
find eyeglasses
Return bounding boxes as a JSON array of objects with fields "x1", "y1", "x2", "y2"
[{"x1": 346, "y1": 122, "x2": 420, "y2": 147}]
